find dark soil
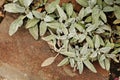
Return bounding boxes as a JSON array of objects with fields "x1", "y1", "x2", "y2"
[{"x1": 109, "y1": 60, "x2": 120, "y2": 80}]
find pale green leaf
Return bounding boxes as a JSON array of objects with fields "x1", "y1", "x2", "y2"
[
  {"x1": 80, "y1": 43, "x2": 88, "y2": 54},
  {"x1": 26, "y1": 12, "x2": 33, "y2": 19},
  {"x1": 85, "y1": 16, "x2": 92, "y2": 23},
  {"x1": 42, "y1": 35, "x2": 56, "y2": 41},
  {"x1": 111, "y1": 48, "x2": 120, "y2": 54},
  {"x1": 22, "y1": 0, "x2": 33, "y2": 7},
  {"x1": 104, "y1": 0, "x2": 113, "y2": 5},
  {"x1": 100, "y1": 11, "x2": 107, "y2": 23},
  {"x1": 99, "y1": 36, "x2": 105, "y2": 46},
  {"x1": 105, "y1": 58, "x2": 110, "y2": 71},
  {"x1": 74, "y1": 23, "x2": 85, "y2": 32},
  {"x1": 99, "y1": 54, "x2": 106, "y2": 69},
  {"x1": 45, "y1": 0, "x2": 60, "y2": 13},
  {"x1": 26, "y1": 19, "x2": 39, "y2": 28},
  {"x1": 41, "y1": 57, "x2": 55, "y2": 67},
  {"x1": 9, "y1": 16, "x2": 24, "y2": 36},
  {"x1": 86, "y1": 24, "x2": 96, "y2": 32},
  {"x1": 44, "y1": 15, "x2": 54, "y2": 22},
  {"x1": 96, "y1": 28, "x2": 105, "y2": 33},
  {"x1": 95, "y1": 35, "x2": 100, "y2": 48},
  {"x1": 114, "y1": 0, "x2": 120, "y2": 4},
  {"x1": 39, "y1": 21, "x2": 47, "y2": 36},
  {"x1": 29, "y1": 25, "x2": 39, "y2": 40},
  {"x1": 114, "y1": 5, "x2": 120, "y2": 19},
  {"x1": 103, "y1": 6, "x2": 114, "y2": 12},
  {"x1": 78, "y1": 34, "x2": 86, "y2": 42},
  {"x1": 65, "y1": 3, "x2": 73, "y2": 17},
  {"x1": 60, "y1": 51, "x2": 75, "y2": 57},
  {"x1": 4, "y1": 3, "x2": 25, "y2": 13},
  {"x1": 84, "y1": 7, "x2": 92, "y2": 17},
  {"x1": 83, "y1": 60, "x2": 97, "y2": 73},
  {"x1": 59, "y1": 23, "x2": 68, "y2": 35},
  {"x1": 88, "y1": 0, "x2": 97, "y2": 8},
  {"x1": 32, "y1": 11, "x2": 45, "y2": 19},
  {"x1": 76, "y1": 0, "x2": 88, "y2": 7},
  {"x1": 57, "y1": 58, "x2": 69, "y2": 66},
  {"x1": 90, "y1": 51, "x2": 97, "y2": 58},
  {"x1": 56, "y1": 5, "x2": 67, "y2": 21},
  {"x1": 47, "y1": 22, "x2": 61, "y2": 29},
  {"x1": 86, "y1": 36, "x2": 94, "y2": 48},
  {"x1": 100, "y1": 47, "x2": 111, "y2": 53},
  {"x1": 100, "y1": 25, "x2": 111, "y2": 32},
  {"x1": 77, "y1": 61, "x2": 84, "y2": 74},
  {"x1": 92, "y1": 6, "x2": 100, "y2": 24},
  {"x1": 78, "y1": 8, "x2": 85, "y2": 20},
  {"x1": 70, "y1": 58, "x2": 75, "y2": 67}
]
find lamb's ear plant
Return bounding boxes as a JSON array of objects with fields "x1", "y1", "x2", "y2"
[{"x1": 4, "y1": 0, "x2": 120, "y2": 74}]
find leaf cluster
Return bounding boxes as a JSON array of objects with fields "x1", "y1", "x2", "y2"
[{"x1": 4, "y1": 0, "x2": 120, "y2": 74}]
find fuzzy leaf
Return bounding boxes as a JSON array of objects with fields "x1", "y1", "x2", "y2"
[
  {"x1": 105, "y1": 58, "x2": 110, "y2": 71},
  {"x1": 74, "y1": 23, "x2": 85, "y2": 32},
  {"x1": 100, "y1": 47, "x2": 111, "y2": 53},
  {"x1": 45, "y1": 0, "x2": 60, "y2": 13},
  {"x1": 42, "y1": 35, "x2": 56, "y2": 41},
  {"x1": 83, "y1": 60, "x2": 97, "y2": 73},
  {"x1": 65, "y1": 3, "x2": 73, "y2": 17},
  {"x1": 103, "y1": 6, "x2": 114, "y2": 12},
  {"x1": 76, "y1": 0, "x2": 88, "y2": 7},
  {"x1": 86, "y1": 24, "x2": 96, "y2": 32},
  {"x1": 100, "y1": 25, "x2": 111, "y2": 32},
  {"x1": 80, "y1": 43, "x2": 88, "y2": 54},
  {"x1": 78, "y1": 34, "x2": 86, "y2": 42},
  {"x1": 26, "y1": 12, "x2": 33, "y2": 19},
  {"x1": 40, "y1": 21, "x2": 47, "y2": 36},
  {"x1": 70, "y1": 58, "x2": 75, "y2": 67},
  {"x1": 86, "y1": 36, "x2": 94, "y2": 48},
  {"x1": 100, "y1": 11, "x2": 107, "y2": 23},
  {"x1": 88, "y1": 0, "x2": 97, "y2": 8},
  {"x1": 56, "y1": 5, "x2": 67, "y2": 21},
  {"x1": 9, "y1": 16, "x2": 24, "y2": 36},
  {"x1": 22, "y1": 0, "x2": 33, "y2": 7},
  {"x1": 60, "y1": 52, "x2": 75, "y2": 57},
  {"x1": 32, "y1": 11, "x2": 45, "y2": 19},
  {"x1": 41, "y1": 57, "x2": 55, "y2": 67},
  {"x1": 26, "y1": 19, "x2": 39, "y2": 28},
  {"x1": 47, "y1": 22, "x2": 60, "y2": 29},
  {"x1": 78, "y1": 8, "x2": 85, "y2": 20},
  {"x1": 44, "y1": 15, "x2": 54, "y2": 22},
  {"x1": 99, "y1": 54, "x2": 106, "y2": 69},
  {"x1": 77, "y1": 61, "x2": 84, "y2": 74},
  {"x1": 29, "y1": 25, "x2": 39, "y2": 40},
  {"x1": 57, "y1": 58, "x2": 69, "y2": 66},
  {"x1": 104, "y1": 0, "x2": 113, "y2": 5},
  {"x1": 90, "y1": 51, "x2": 97, "y2": 58},
  {"x1": 85, "y1": 16, "x2": 92, "y2": 23},
  {"x1": 4, "y1": 3, "x2": 25, "y2": 13},
  {"x1": 114, "y1": 5, "x2": 120, "y2": 19},
  {"x1": 95, "y1": 35, "x2": 100, "y2": 49}
]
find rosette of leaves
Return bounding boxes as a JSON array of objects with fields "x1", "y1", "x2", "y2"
[
  {"x1": 4, "y1": 0, "x2": 120, "y2": 74},
  {"x1": 41, "y1": 0, "x2": 119, "y2": 74},
  {"x1": 4, "y1": 0, "x2": 48, "y2": 40}
]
